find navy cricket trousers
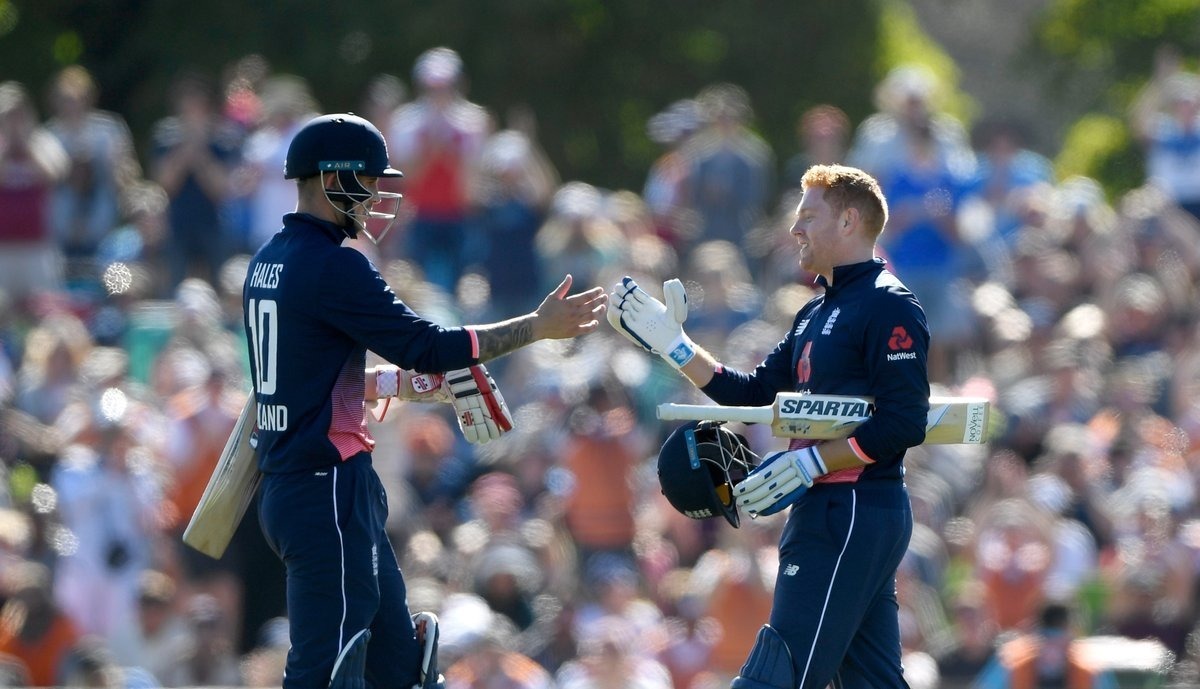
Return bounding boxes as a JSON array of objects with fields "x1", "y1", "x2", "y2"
[
  {"x1": 771, "y1": 482, "x2": 913, "y2": 689},
  {"x1": 260, "y1": 452, "x2": 420, "y2": 689}
]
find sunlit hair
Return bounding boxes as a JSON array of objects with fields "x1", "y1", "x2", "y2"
[{"x1": 800, "y1": 164, "x2": 889, "y2": 239}]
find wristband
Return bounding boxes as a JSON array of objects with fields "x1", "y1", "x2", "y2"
[
  {"x1": 664, "y1": 332, "x2": 697, "y2": 369},
  {"x1": 376, "y1": 368, "x2": 399, "y2": 398}
]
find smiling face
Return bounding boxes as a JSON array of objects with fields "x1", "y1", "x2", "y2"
[{"x1": 790, "y1": 185, "x2": 846, "y2": 280}]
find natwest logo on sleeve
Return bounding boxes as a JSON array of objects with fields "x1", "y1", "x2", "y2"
[
  {"x1": 886, "y1": 325, "x2": 917, "y2": 361},
  {"x1": 887, "y1": 326, "x2": 913, "y2": 351}
]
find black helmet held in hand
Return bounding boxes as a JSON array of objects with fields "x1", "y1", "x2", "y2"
[{"x1": 658, "y1": 420, "x2": 759, "y2": 527}]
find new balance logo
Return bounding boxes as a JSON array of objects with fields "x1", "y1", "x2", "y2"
[
  {"x1": 784, "y1": 564, "x2": 800, "y2": 576},
  {"x1": 794, "y1": 319, "x2": 810, "y2": 337}
]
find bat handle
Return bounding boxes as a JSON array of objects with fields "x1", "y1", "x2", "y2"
[{"x1": 656, "y1": 403, "x2": 773, "y2": 425}]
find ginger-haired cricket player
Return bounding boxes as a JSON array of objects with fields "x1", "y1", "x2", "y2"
[{"x1": 612, "y1": 164, "x2": 930, "y2": 689}]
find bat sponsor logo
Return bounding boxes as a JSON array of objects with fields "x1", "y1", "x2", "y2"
[
  {"x1": 778, "y1": 397, "x2": 871, "y2": 419},
  {"x1": 963, "y1": 402, "x2": 986, "y2": 444},
  {"x1": 256, "y1": 403, "x2": 289, "y2": 431}
]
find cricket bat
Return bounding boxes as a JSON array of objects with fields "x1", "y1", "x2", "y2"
[
  {"x1": 657, "y1": 393, "x2": 991, "y2": 445},
  {"x1": 182, "y1": 392, "x2": 261, "y2": 558}
]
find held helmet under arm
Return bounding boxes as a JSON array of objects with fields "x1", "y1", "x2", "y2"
[
  {"x1": 658, "y1": 420, "x2": 759, "y2": 527},
  {"x1": 285, "y1": 113, "x2": 404, "y2": 244}
]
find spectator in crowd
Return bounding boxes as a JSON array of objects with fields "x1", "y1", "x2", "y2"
[
  {"x1": 96, "y1": 181, "x2": 171, "y2": 299},
  {"x1": 472, "y1": 129, "x2": 558, "y2": 318},
  {"x1": 653, "y1": 568, "x2": 720, "y2": 689},
  {"x1": 535, "y1": 181, "x2": 624, "y2": 294},
  {"x1": 109, "y1": 570, "x2": 192, "y2": 684},
  {"x1": 0, "y1": 81, "x2": 70, "y2": 302},
  {"x1": 678, "y1": 240, "x2": 761, "y2": 351},
  {"x1": 158, "y1": 354, "x2": 243, "y2": 643},
  {"x1": 153, "y1": 594, "x2": 241, "y2": 687},
  {"x1": 12, "y1": 312, "x2": 92, "y2": 426},
  {"x1": 359, "y1": 74, "x2": 407, "y2": 134},
  {"x1": 684, "y1": 83, "x2": 773, "y2": 264},
  {"x1": 560, "y1": 383, "x2": 644, "y2": 562},
  {"x1": 782, "y1": 104, "x2": 852, "y2": 193},
  {"x1": 847, "y1": 63, "x2": 975, "y2": 181},
  {"x1": 59, "y1": 636, "x2": 159, "y2": 689},
  {"x1": 643, "y1": 98, "x2": 703, "y2": 249},
  {"x1": 963, "y1": 119, "x2": 1054, "y2": 254},
  {"x1": 970, "y1": 498, "x2": 1055, "y2": 632},
  {"x1": 389, "y1": 46, "x2": 492, "y2": 290},
  {"x1": 0, "y1": 562, "x2": 82, "y2": 687},
  {"x1": 695, "y1": 522, "x2": 779, "y2": 682},
  {"x1": 974, "y1": 601, "x2": 1117, "y2": 689},
  {"x1": 1130, "y1": 45, "x2": 1200, "y2": 220},
  {"x1": 555, "y1": 615, "x2": 673, "y2": 689},
  {"x1": 45, "y1": 66, "x2": 140, "y2": 264},
  {"x1": 149, "y1": 71, "x2": 241, "y2": 289},
  {"x1": 443, "y1": 611, "x2": 554, "y2": 689},
  {"x1": 935, "y1": 584, "x2": 1000, "y2": 688},
  {"x1": 236, "y1": 74, "x2": 319, "y2": 252},
  {"x1": 51, "y1": 385, "x2": 162, "y2": 642}
]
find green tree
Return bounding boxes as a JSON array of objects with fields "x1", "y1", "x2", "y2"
[
  {"x1": 1029, "y1": 0, "x2": 1200, "y2": 196},
  {"x1": 1, "y1": 0, "x2": 885, "y2": 190}
]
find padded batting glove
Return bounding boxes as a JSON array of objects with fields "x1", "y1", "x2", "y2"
[
  {"x1": 371, "y1": 368, "x2": 451, "y2": 421},
  {"x1": 411, "y1": 612, "x2": 445, "y2": 689},
  {"x1": 734, "y1": 445, "x2": 827, "y2": 517},
  {"x1": 444, "y1": 365, "x2": 514, "y2": 444},
  {"x1": 606, "y1": 276, "x2": 696, "y2": 369}
]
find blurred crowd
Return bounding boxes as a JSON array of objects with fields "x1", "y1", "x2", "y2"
[{"x1": 2, "y1": 42, "x2": 1200, "y2": 688}]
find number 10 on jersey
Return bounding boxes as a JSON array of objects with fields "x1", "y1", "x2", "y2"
[{"x1": 247, "y1": 298, "x2": 278, "y2": 395}]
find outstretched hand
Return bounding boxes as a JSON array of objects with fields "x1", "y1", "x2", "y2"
[{"x1": 533, "y1": 274, "x2": 609, "y2": 340}]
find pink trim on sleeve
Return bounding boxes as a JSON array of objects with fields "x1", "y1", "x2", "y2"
[
  {"x1": 848, "y1": 437, "x2": 876, "y2": 464},
  {"x1": 467, "y1": 328, "x2": 479, "y2": 359},
  {"x1": 713, "y1": 363, "x2": 724, "y2": 374}
]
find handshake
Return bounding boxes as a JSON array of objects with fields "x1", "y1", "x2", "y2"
[{"x1": 372, "y1": 364, "x2": 514, "y2": 444}]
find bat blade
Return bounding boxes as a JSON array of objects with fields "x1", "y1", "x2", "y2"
[
  {"x1": 657, "y1": 393, "x2": 991, "y2": 445},
  {"x1": 182, "y1": 393, "x2": 261, "y2": 558}
]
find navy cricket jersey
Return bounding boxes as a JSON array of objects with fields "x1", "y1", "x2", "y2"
[
  {"x1": 243, "y1": 213, "x2": 478, "y2": 474},
  {"x1": 702, "y1": 258, "x2": 930, "y2": 481}
]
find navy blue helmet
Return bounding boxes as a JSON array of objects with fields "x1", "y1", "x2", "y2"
[
  {"x1": 285, "y1": 113, "x2": 402, "y2": 181},
  {"x1": 658, "y1": 421, "x2": 759, "y2": 527},
  {"x1": 285, "y1": 113, "x2": 403, "y2": 243}
]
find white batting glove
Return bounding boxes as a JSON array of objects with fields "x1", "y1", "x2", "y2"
[
  {"x1": 734, "y1": 446, "x2": 827, "y2": 517},
  {"x1": 444, "y1": 365, "x2": 514, "y2": 444},
  {"x1": 606, "y1": 276, "x2": 696, "y2": 369}
]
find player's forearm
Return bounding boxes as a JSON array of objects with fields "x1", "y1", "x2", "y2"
[
  {"x1": 679, "y1": 347, "x2": 718, "y2": 388},
  {"x1": 471, "y1": 315, "x2": 538, "y2": 363},
  {"x1": 811, "y1": 438, "x2": 872, "y2": 473}
]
